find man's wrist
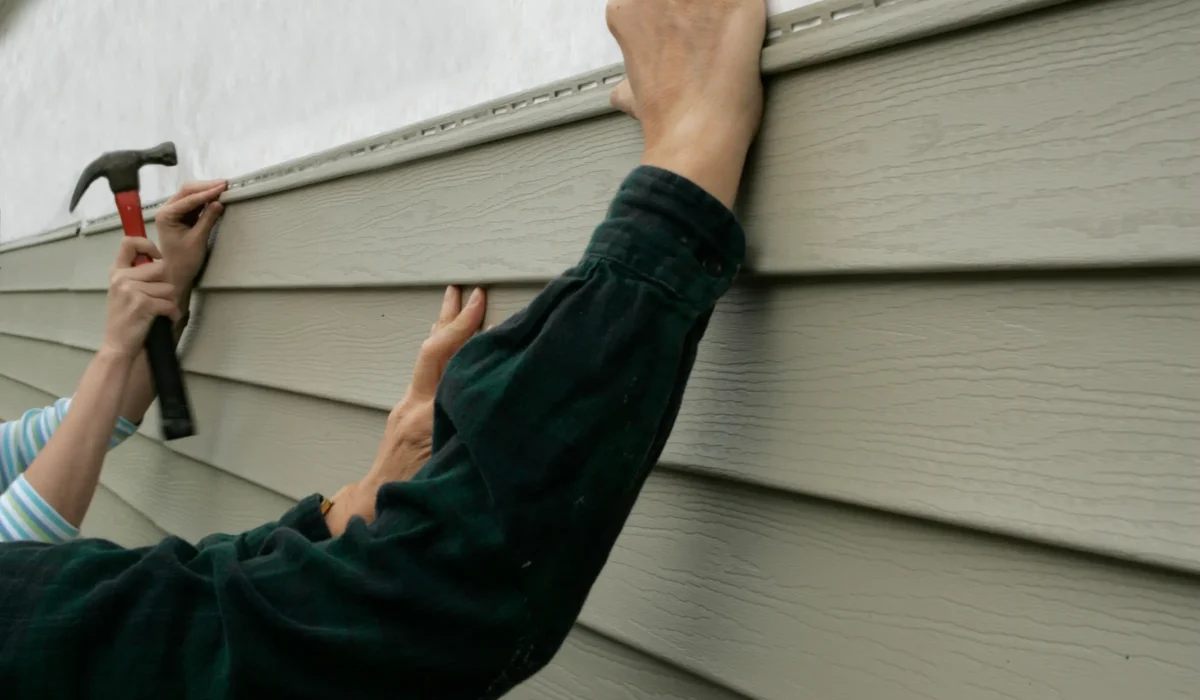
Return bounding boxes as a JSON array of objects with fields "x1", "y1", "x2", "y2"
[
  {"x1": 322, "y1": 478, "x2": 381, "y2": 536},
  {"x1": 641, "y1": 128, "x2": 752, "y2": 210}
]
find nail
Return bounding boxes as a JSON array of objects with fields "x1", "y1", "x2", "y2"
[
  {"x1": 445, "y1": 286, "x2": 455, "y2": 301},
  {"x1": 469, "y1": 288, "x2": 483, "y2": 304}
]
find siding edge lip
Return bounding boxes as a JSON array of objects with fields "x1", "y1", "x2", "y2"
[
  {"x1": 0, "y1": 223, "x2": 78, "y2": 253},
  {"x1": 656, "y1": 458, "x2": 1200, "y2": 581},
  {"x1": 185, "y1": 259, "x2": 1200, "y2": 293},
  {"x1": 65, "y1": 0, "x2": 1073, "y2": 238},
  {"x1": 571, "y1": 619, "x2": 760, "y2": 700}
]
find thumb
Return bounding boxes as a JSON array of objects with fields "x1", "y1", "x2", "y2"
[
  {"x1": 410, "y1": 288, "x2": 486, "y2": 398},
  {"x1": 610, "y1": 79, "x2": 638, "y2": 119}
]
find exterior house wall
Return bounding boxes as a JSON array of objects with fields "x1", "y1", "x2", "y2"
[{"x1": 0, "y1": 0, "x2": 1198, "y2": 697}]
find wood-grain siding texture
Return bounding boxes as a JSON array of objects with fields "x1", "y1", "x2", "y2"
[{"x1": 0, "y1": 0, "x2": 1198, "y2": 697}]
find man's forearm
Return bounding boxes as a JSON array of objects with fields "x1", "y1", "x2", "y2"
[
  {"x1": 414, "y1": 165, "x2": 745, "y2": 650},
  {"x1": 23, "y1": 349, "x2": 136, "y2": 527}
]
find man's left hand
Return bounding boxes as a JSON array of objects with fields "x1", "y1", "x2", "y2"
[
  {"x1": 155, "y1": 180, "x2": 228, "y2": 299},
  {"x1": 324, "y1": 286, "x2": 488, "y2": 536}
]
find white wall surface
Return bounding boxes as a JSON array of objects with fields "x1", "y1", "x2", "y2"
[{"x1": 0, "y1": 0, "x2": 815, "y2": 243}]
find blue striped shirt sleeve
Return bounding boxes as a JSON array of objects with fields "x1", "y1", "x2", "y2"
[
  {"x1": 0, "y1": 474, "x2": 78, "y2": 543},
  {"x1": 0, "y1": 397, "x2": 140, "y2": 542}
]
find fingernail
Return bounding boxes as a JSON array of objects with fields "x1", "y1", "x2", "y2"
[
  {"x1": 469, "y1": 288, "x2": 483, "y2": 304},
  {"x1": 444, "y1": 285, "x2": 455, "y2": 301}
]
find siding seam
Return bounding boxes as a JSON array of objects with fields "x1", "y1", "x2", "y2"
[{"x1": 571, "y1": 619, "x2": 760, "y2": 700}]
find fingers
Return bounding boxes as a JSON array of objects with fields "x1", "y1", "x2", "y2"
[
  {"x1": 166, "y1": 180, "x2": 227, "y2": 204},
  {"x1": 442, "y1": 287, "x2": 487, "y2": 341},
  {"x1": 112, "y1": 237, "x2": 162, "y2": 269},
  {"x1": 109, "y1": 269, "x2": 180, "y2": 323},
  {"x1": 135, "y1": 281, "x2": 177, "y2": 300},
  {"x1": 411, "y1": 287, "x2": 487, "y2": 398},
  {"x1": 610, "y1": 79, "x2": 638, "y2": 118},
  {"x1": 158, "y1": 182, "x2": 226, "y2": 223},
  {"x1": 146, "y1": 296, "x2": 183, "y2": 323},
  {"x1": 121, "y1": 259, "x2": 172, "y2": 283},
  {"x1": 435, "y1": 285, "x2": 463, "y2": 332}
]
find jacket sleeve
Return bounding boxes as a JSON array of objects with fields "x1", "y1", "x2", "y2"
[{"x1": 0, "y1": 166, "x2": 746, "y2": 700}]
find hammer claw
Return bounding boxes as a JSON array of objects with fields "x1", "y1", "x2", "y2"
[{"x1": 68, "y1": 142, "x2": 178, "y2": 213}]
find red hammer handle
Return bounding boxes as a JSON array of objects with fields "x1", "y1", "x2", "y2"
[{"x1": 114, "y1": 191, "x2": 153, "y2": 266}]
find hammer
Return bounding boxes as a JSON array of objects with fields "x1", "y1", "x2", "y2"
[{"x1": 69, "y1": 142, "x2": 196, "y2": 441}]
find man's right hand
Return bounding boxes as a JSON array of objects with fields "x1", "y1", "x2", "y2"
[
  {"x1": 101, "y1": 237, "x2": 180, "y2": 360},
  {"x1": 607, "y1": 0, "x2": 767, "y2": 208}
]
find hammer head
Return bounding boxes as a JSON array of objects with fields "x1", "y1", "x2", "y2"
[{"x1": 69, "y1": 141, "x2": 178, "y2": 213}]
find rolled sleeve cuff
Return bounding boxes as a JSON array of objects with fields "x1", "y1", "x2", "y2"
[
  {"x1": 61, "y1": 396, "x2": 140, "y2": 448},
  {"x1": 583, "y1": 165, "x2": 747, "y2": 310},
  {"x1": 0, "y1": 475, "x2": 79, "y2": 543},
  {"x1": 284, "y1": 494, "x2": 333, "y2": 543},
  {"x1": 112, "y1": 416, "x2": 139, "y2": 445}
]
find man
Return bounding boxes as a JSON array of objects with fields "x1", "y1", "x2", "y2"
[
  {"x1": 0, "y1": 182, "x2": 225, "y2": 542},
  {"x1": 0, "y1": 0, "x2": 766, "y2": 696}
]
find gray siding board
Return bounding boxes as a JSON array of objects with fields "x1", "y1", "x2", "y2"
[
  {"x1": 169, "y1": 0, "x2": 1200, "y2": 290},
  {"x1": 81, "y1": 484, "x2": 167, "y2": 547},
  {"x1": 0, "y1": 333, "x2": 88, "y2": 397},
  {"x1": 0, "y1": 234, "x2": 77, "y2": 291},
  {"x1": 0, "y1": 291, "x2": 74, "y2": 344},
  {"x1": 139, "y1": 372, "x2": 383, "y2": 500},
  {"x1": 580, "y1": 470, "x2": 1200, "y2": 700},
  {"x1": 508, "y1": 627, "x2": 747, "y2": 700},
  {"x1": 100, "y1": 433, "x2": 295, "y2": 544},
  {"x1": 6, "y1": 272, "x2": 1200, "y2": 572}
]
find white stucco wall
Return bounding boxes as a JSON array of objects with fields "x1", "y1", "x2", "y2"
[{"x1": 0, "y1": 0, "x2": 815, "y2": 243}]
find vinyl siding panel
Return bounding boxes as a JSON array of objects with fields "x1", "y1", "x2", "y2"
[
  {"x1": 0, "y1": 231, "x2": 78, "y2": 291},
  {"x1": 507, "y1": 627, "x2": 747, "y2": 700},
  {"x1": 192, "y1": 0, "x2": 1200, "y2": 289},
  {"x1": 5, "y1": 274, "x2": 1200, "y2": 573},
  {"x1": 0, "y1": 0, "x2": 1197, "y2": 697},
  {"x1": 81, "y1": 484, "x2": 167, "y2": 547}
]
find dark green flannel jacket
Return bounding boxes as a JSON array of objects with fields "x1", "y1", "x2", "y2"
[{"x1": 0, "y1": 166, "x2": 746, "y2": 699}]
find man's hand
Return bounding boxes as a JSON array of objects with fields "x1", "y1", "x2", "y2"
[
  {"x1": 324, "y1": 286, "x2": 488, "y2": 536},
  {"x1": 155, "y1": 180, "x2": 228, "y2": 300},
  {"x1": 607, "y1": 0, "x2": 766, "y2": 208}
]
